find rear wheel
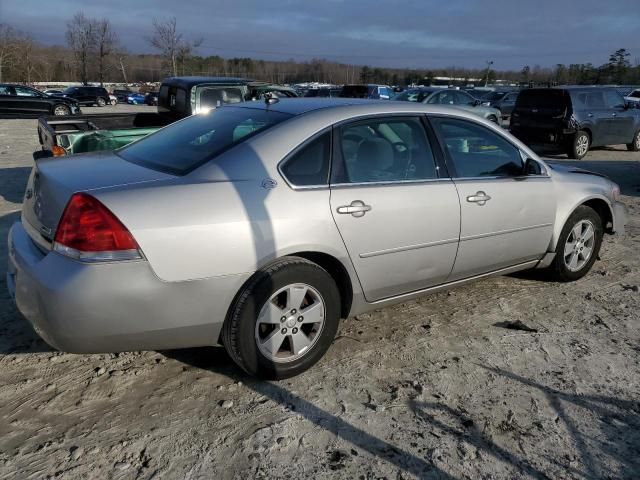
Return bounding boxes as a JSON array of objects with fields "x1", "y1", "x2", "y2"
[
  {"x1": 96, "y1": 97, "x2": 107, "y2": 107},
  {"x1": 627, "y1": 130, "x2": 640, "y2": 152},
  {"x1": 53, "y1": 104, "x2": 70, "y2": 116},
  {"x1": 568, "y1": 130, "x2": 590, "y2": 159},
  {"x1": 547, "y1": 206, "x2": 603, "y2": 281},
  {"x1": 222, "y1": 256, "x2": 341, "y2": 379}
]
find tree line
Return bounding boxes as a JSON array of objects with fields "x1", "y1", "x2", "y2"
[{"x1": 0, "y1": 15, "x2": 638, "y2": 87}]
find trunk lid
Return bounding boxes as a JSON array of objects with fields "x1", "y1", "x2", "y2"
[{"x1": 21, "y1": 151, "x2": 173, "y2": 250}]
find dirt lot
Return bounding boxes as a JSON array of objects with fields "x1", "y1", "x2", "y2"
[{"x1": 1, "y1": 106, "x2": 639, "y2": 480}]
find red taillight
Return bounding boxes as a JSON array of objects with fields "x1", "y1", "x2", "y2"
[{"x1": 54, "y1": 193, "x2": 141, "y2": 261}]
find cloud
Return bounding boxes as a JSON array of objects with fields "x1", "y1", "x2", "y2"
[{"x1": 2, "y1": 0, "x2": 639, "y2": 69}]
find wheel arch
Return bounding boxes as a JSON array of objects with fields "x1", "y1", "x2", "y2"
[
  {"x1": 218, "y1": 251, "x2": 356, "y2": 345},
  {"x1": 550, "y1": 195, "x2": 614, "y2": 251}
]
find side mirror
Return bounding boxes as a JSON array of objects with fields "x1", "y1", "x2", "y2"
[{"x1": 523, "y1": 157, "x2": 541, "y2": 175}]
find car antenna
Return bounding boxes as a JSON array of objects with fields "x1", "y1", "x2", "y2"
[{"x1": 264, "y1": 92, "x2": 279, "y2": 106}]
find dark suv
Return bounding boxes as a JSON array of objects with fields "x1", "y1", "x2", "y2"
[
  {"x1": 510, "y1": 87, "x2": 640, "y2": 159},
  {"x1": 53, "y1": 86, "x2": 110, "y2": 107}
]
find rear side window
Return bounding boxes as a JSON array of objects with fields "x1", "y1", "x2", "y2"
[
  {"x1": 199, "y1": 87, "x2": 245, "y2": 109},
  {"x1": 118, "y1": 107, "x2": 292, "y2": 175},
  {"x1": 604, "y1": 90, "x2": 625, "y2": 109},
  {"x1": 334, "y1": 117, "x2": 438, "y2": 184},
  {"x1": 340, "y1": 86, "x2": 369, "y2": 98},
  {"x1": 435, "y1": 118, "x2": 522, "y2": 178},
  {"x1": 280, "y1": 132, "x2": 331, "y2": 186}
]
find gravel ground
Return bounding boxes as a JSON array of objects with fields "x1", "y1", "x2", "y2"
[{"x1": 1, "y1": 106, "x2": 639, "y2": 480}]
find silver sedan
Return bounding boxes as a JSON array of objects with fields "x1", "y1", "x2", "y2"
[{"x1": 7, "y1": 99, "x2": 626, "y2": 378}]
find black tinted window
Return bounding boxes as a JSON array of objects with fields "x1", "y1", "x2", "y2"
[
  {"x1": 281, "y1": 132, "x2": 330, "y2": 186},
  {"x1": 336, "y1": 117, "x2": 437, "y2": 183},
  {"x1": 436, "y1": 118, "x2": 523, "y2": 178},
  {"x1": 517, "y1": 89, "x2": 569, "y2": 109},
  {"x1": 118, "y1": 107, "x2": 292, "y2": 175}
]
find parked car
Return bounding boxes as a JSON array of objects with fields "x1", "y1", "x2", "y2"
[
  {"x1": 7, "y1": 99, "x2": 626, "y2": 379},
  {"x1": 624, "y1": 88, "x2": 640, "y2": 104},
  {"x1": 510, "y1": 87, "x2": 640, "y2": 159},
  {"x1": 0, "y1": 84, "x2": 80, "y2": 117},
  {"x1": 304, "y1": 88, "x2": 342, "y2": 98},
  {"x1": 52, "y1": 86, "x2": 111, "y2": 107},
  {"x1": 109, "y1": 94, "x2": 118, "y2": 105},
  {"x1": 158, "y1": 76, "x2": 294, "y2": 117},
  {"x1": 144, "y1": 91, "x2": 159, "y2": 106},
  {"x1": 482, "y1": 90, "x2": 520, "y2": 120},
  {"x1": 126, "y1": 93, "x2": 147, "y2": 104},
  {"x1": 395, "y1": 87, "x2": 502, "y2": 124},
  {"x1": 113, "y1": 89, "x2": 134, "y2": 102},
  {"x1": 339, "y1": 84, "x2": 394, "y2": 99}
]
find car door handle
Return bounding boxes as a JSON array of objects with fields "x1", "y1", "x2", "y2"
[
  {"x1": 612, "y1": 113, "x2": 617, "y2": 117},
  {"x1": 337, "y1": 200, "x2": 371, "y2": 217},
  {"x1": 587, "y1": 113, "x2": 594, "y2": 117},
  {"x1": 466, "y1": 191, "x2": 491, "y2": 206}
]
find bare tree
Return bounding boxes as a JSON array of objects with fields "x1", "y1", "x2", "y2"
[
  {"x1": 0, "y1": 24, "x2": 19, "y2": 83},
  {"x1": 14, "y1": 35, "x2": 39, "y2": 83},
  {"x1": 95, "y1": 19, "x2": 116, "y2": 86},
  {"x1": 148, "y1": 17, "x2": 200, "y2": 76},
  {"x1": 66, "y1": 12, "x2": 95, "y2": 84},
  {"x1": 112, "y1": 46, "x2": 130, "y2": 85}
]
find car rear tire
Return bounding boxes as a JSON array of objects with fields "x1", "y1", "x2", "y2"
[
  {"x1": 568, "y1": 130, "x2": 590, "y2": 159},
  {"x1": 222, "y1": 256, "x2": 341, "y2": 379},
  {"x1": 627, "y1": 130, "x2": 640, "y2": 151},
  {"x1": 547, "y1": 205, "x2": 603, "y2": 282},
  {"x1": 96, "y1": 97, "x2": 107, "y2": 107},
  {"x1": 53, "y1": 104, "x2": 70, "y2": 116}
]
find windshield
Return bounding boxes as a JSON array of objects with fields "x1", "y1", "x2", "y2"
[
  {"x1": 118, "y1": 107, "x2": 292, "y2": 175},
  {"x1": 395, "y1": 89, "x2": 433, "y2": 102}
]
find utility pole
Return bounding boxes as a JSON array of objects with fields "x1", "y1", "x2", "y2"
[{"x1": 484, "y1": 60, "x2": 494, "y2": 87}]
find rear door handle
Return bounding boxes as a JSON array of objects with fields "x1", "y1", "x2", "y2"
[
  {"x1": 466, "y1": 191, "x2": 491, "y2": 206},
  {"x1": 337, "y1": 200, "x2": 371, "y2": 217},
  {"x1": 612, "y1": 113, "x2": 617, "y2": 117}
]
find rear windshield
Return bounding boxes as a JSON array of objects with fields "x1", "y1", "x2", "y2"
[
  {"x1": 340, "y1": 85, "x2": 369, "y2": 98},
  {"x1": 516, "y1": 89, "x2": 569, "y2": 109},
  {"x1": 118, "y1": 107, "x2": 292, "y2": 175}
]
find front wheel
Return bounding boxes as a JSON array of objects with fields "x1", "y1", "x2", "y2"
[
  {"x1": 627, "y1": 130, "x2": 640, "y2": 152},
  {"x1": 222, "y1": 257, "x2": 341, "y2": 379},
  {"x1": 53, "y1": 104, "x2": 70, "y2": 116},
  {"x1": 568, "y1": 130, "x2": 590, "y2": 159},
  {"x1": 547, "y1": 205, "x2": 603, "y2": 281},
  {"x1": 110, "y1": 99, "x2": 117, "y2": 106}
]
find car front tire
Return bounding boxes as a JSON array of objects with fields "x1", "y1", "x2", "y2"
[
  {"x1": 222, "y1": 256, "x2": 341, "y2": 379},
  {"x1": 547, "y1": 205, "x2": 603, "y2": 282},
  {"x1": 568, "y1": 130, "x2": 590, "y2": 159},
  {"x1": 627, "y1": 130, "x2": 640, "y2": 152},
  {"x1": 53, "y1": 104, "x2": 70, "y2": 116}
]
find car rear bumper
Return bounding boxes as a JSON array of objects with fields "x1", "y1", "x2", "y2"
[{"x1": 7, "y1": 221, "x2": 249, "y2": 353}]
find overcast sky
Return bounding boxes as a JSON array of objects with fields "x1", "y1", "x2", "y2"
[{"x1": 2, "y1": 0, "x2": 639, "y2": 70}]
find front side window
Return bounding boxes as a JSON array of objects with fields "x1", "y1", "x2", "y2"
[
  {"x1": 435, "y1": 118, "x2": 523, "y2": 178},
  {"x1": 335, "y1": 117, "x2": 438, "y2": 184},
  {"x1": 280, "y1": 132, "x2": 331, "y2": 186},
  {"x1": 118, "y1": 107, "x2": 292, "y2": 175}
]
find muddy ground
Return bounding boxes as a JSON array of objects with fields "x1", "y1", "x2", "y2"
[{"x1": 0, "y1": 106, "x2": 639, "y2": 480}]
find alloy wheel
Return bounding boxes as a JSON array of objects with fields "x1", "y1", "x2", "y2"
[
  {"x1": 53, "y1": 105, "x2": 69, "y2": 116},
  {"x1": 254, "y1": 283, "x2": 326, "y2": 363},
  {"x1": 576, "y1": 135, "x2": 589, "y2": 157},
  {"x1": 563, "y1": 220, "x2": 595, "y2": 272}
]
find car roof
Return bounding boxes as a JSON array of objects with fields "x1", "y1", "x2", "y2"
[
  {"x1": 161, "y1": 76, "x2": 253, "y2": 89},
  {"x1": 223, "y1": 97, "x2": 477, "y2": 117}
]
